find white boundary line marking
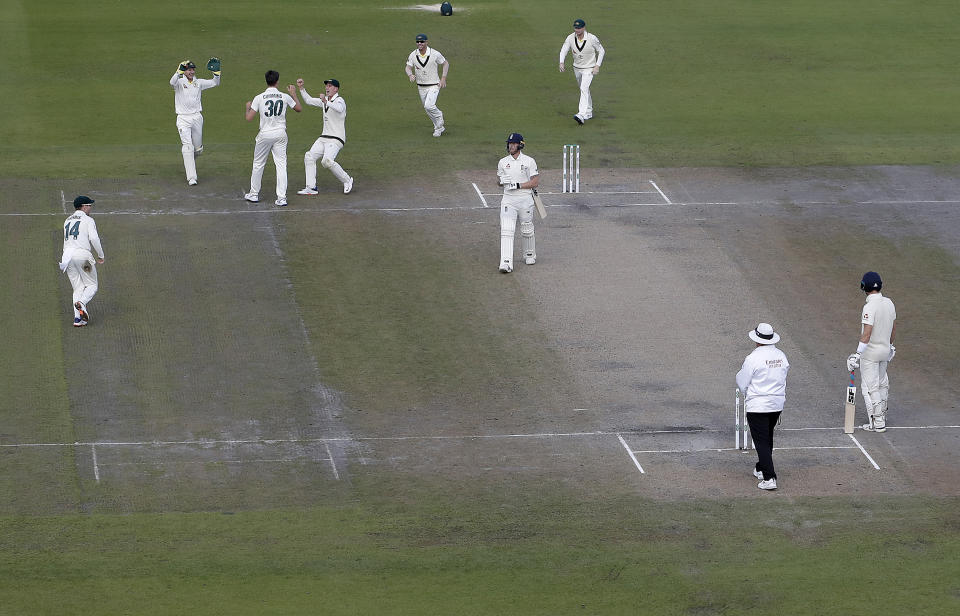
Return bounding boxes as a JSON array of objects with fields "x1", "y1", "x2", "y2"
[
  {"x1": 617, "y1": 433, "x2": 645, "y2": 474},
  {"x1": 91, "y1": 444, "x2": 100, "y2": 483},
  {"x1": 848, "y1": 434, "x2": 881, "y2": 470},
  {"x1": 471, "y1": 182, "x2": 488, "y2": 207},
  {"x1": 649, "y1": 180, "x2": 671, "y2": 204},
  {"x1": 324, "y1": 441, "x2": 340, "y2": 480}
]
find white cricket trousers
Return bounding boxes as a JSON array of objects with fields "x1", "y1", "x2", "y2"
[
  {"x1": 860, "y1": 358, "x2": 890, "y2": 422},
  {"x1": 574, "y1": 67, "x2": 595, "y2": 119},
  {"x1": 417, "y1": 85, "x2": 444, "y2": 130},
  {"x1": 249, "y1": 129, "x2": 288, "y2": 200},
  {"x1": 66, "y1": 252, "x2": 98, "y2": 318},
  {"x1": 499, "y1": 195, "x2": 536, "y2": 266},
  {"x1": 304, "y1": 138, "x2": 350, "y2": 188},
  {"x1": 176, "y1": 113, "x2": 203, "y2": 182}
]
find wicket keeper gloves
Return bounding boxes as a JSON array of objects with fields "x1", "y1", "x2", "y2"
[
  {"x1": 846, "y1": 353, "x2": 861, "y2": 372},
  {"x1": 207, "y1": 57, "x2": 221, "y2": 75},
  {"x1": 178, "y1": 60, "x2": 190, "y2": 74}
]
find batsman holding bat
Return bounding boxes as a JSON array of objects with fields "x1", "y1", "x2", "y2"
[
  {"x1": 846, "y1": 272, "x2": 897, "y2": 432},
  {"x1": 169, "y1": 58, "x2": 221, "y2": 185},
  {"x1": 496, "y1": 133, "x2": 540, "y2": 273}
]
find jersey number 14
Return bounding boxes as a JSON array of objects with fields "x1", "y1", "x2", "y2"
[{"x1": 65, "y1": 220, "x2": 80, "y2": 240}]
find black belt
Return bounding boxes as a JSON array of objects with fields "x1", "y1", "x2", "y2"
[
  {"x1": 320, "y1": 135, "x2": 345, "y2": 145},
  {"x1": 417, "y1": 83, "x2": 439, "y2": 87}
]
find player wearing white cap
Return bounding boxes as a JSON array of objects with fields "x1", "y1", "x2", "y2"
[
  {"x1": 846, "y1": 272, "x2": 897, "y2": 432},
  {"x1": 169, "y1": 59, "x2": 220, "y2": 185},
  {"x1": 559, "y1": 18, "x2": 605, "y2": 125},
  {"x1": 296, "y1": 78, "x2": 354, "y2": 195},
  {"x1": 736, "y1": 323, "x2": 790, "y2": 490},
  {"x1": 59, "y1": 196, "x2": 105, "y2": 327},
  {"x1": 405, "y1": 33, "x2": 449, "y2": 137},
  {"x1": 496, "y1": 133, "x2": 539, "y2": 273},
  {"x1": 244, "y1": 70, "x2": 302, "y2": 207}
]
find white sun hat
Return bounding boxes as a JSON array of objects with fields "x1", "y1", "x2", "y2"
[{"x1": 748, "y1": 322, "x2": 780, "y2": 345}]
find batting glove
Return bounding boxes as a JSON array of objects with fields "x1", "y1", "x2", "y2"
[
  {"x1": 887, "y1": 345, "x2": 896, "y2": 362},
  {"x1": 846, "y1": 353, "x2": 861, "y2": 372}
]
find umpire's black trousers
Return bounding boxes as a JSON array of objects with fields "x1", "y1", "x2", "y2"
[{"x1": 747, "y1": 411, "x2": 782, "y2": 481}]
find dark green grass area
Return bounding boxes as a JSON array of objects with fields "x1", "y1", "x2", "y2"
[
  {"x1": 3, "y1": 1, "x2": 960, "y2": 181},
  {"x1": 1, "y1": 490, "x2": 958, "y2": 615}
]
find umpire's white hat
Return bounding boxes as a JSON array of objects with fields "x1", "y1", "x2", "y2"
[{"x1": 748, "y1": 322, "x2": 780, "y2": 345}]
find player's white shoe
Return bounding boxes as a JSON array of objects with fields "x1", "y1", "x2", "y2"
[
  {"x1": 244, "y1": 193, "x2": 259, "y2": 203},
  {"x1": 188, "y1": 179, "x2": 198, "y2": 186},
  {"x1": 861, "y1": 422, "x2": 886, "y2": 433},
  {"x1": 74, "y1": 301, "x2": 89, "y2": 324},
  {"x1": 498, "y1": 260, "x2": 513, "y2": 273},
  {"x1": 524, "y1": 256, "x2": 536, "y2": 265},
  {"x1": 574, "y1": 114, "x2": 584, "y2": 125},
  {"x1": 433, "y1": 126, "x2": 445, "y2": 137},
  {"x1": 275, "y1": 198, "x2": 288, "y2": 207},
  {"x1": 297, "y1": 187, "x2": 318, "y2": 195},
  {"x1": 194, "y1": 146, "x2": 203, "y2": 156},
  {"x1": 343, "y1": 177, "x2": 354, "y2": 194},
  {"x1": 757, "y1": 478, "x2": 777, "y2": 490},
  {"x1": 73, "y1": 318, "x2": 86, "y2": 327},
  {"x1": 752, "y1": 469, "x2": 764, "y2": 480}
]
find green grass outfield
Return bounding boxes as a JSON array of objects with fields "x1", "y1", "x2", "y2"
[{"x1": 2, "y1": 1, "x2": 960, "y2": 613}]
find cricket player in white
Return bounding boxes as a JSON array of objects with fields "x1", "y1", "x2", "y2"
[
  {"x1": 846, "y1": 272, "x2": 897, "y2": 432},
  {"x1": 169, "y1": 59, "x2": 220, "y2": 185},
  {"x1": 244, "y1": 70, "x2": 302, "y2": 207},
  {"x1": 496, "y1": 133, "x2": 539, "y2": 273},
  {"x1": 736, "y1": 323, "x2": 790, "y2": 490},
  {"x1": 559, "y1": 18, "x2": 605, "y2": 125},
  {"x1": 296, "y1": 78, "x2": 354, "y2": 195},
  {"x1": 405, "y1": 33, "x2": 449, "y2": 137},
  {"x1": 59, "y1": 196, "x2": 105, "y2": 327}
]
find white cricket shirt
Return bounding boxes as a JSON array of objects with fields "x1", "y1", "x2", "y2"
[
  {"x1": 61, "y1": 210, "x2": 104, "y2": 262},
  {"x1": 559, "y1": 31, "x2": 605, "y2": 69},
  {"x1": 301, "y1": 90, "x2": 347, "y2": 143},
  {"x1": 497, "y1": 152, "x2": 539, "y2": 195},
  {"x1": 861, "y1": 293, "x2": 896, "y2": 361},
  {"x1": 170, "y1": 72, "x2": 220, "y2": 115},
  {"x1": 736, "y1": 345, "x2": 790, "y2": 412},
  {"x1": 406, "y1": 47, "x2": 447, "y2": 85},
  {"x1": 251, "y1": 87, "x2": 297, "y2": 132}
]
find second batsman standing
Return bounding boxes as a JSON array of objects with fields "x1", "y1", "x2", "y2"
[
  {"x1": 496, "y1": 133, "x2": 539, "y2": 273},
  {"x1": 846, "y1": 271, "x2": 897, "y2": 432}
]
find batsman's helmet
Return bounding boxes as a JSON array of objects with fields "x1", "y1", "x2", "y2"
[
  {"x1": 506, "y1": 132, "x2": 525, "y2": 150},
  {"x1": 441, "y1": 2, "x2": 453, "y2": 16},
  {"x1": 860, "y1": 271, "x2": 882, "y2": 292}
]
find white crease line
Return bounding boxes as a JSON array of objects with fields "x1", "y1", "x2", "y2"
[
  {"x1": 324, "y1": 441, "x2": 340, "y2": 480},
  {"x1": 91, "y1": 444, "x2": 100, "y2": 483},
  {"x1": 632, "y1": 446, "x2": 858, "y2": 454},
  {"x1": 481, "y1": 190, "x2": 659, "y2": 196},
  {"x1": 617, "y1": 433, "x2": 645, "y2": 474},
  {"x1": 650, "y1": 180, "x2": 671, "y2": 204},
  {"x1": 848, "y1": 434, "x2": 881, "y2": 470},
  {"x1": 471, "y1": 183, "x2": 488, "y2": 207}
]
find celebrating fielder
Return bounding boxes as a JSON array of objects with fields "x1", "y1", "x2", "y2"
[
  {"x1": 496, "y1": 133, "x2": 540, "y2": 273},
  {"x1": 405, "y1": 33, "x2": 449, "y2": 137},
  {"x1": 59, "y1": 196, "x2": 105, "y2": 327},
  {"x1": 846, "y1": 272, "x2": 897, "y2": 432},
  {"x1": 296, "y1": 78, "x2": 354, "y2": 195},
  {"x1": 244, "y1": 70, "x2": 302, "y2": 207},
  {"x1": 169, "y1": 58, "x2": 221, "y2": 185},
  {"x1": 559, "y1": 19, "x2": 605, "y2": 125}
]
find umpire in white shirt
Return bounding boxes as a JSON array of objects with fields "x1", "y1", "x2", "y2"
[{"x1": 736, "y1": 323, "x2": 790, "y2": 490}]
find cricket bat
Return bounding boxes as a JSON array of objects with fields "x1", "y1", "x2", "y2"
[
  {"x1": 533, "y1": 189, "x2": 547, "y2": 220},
  {"x1": 844, "y1": 370, "x2": 856, "y2": 434}
]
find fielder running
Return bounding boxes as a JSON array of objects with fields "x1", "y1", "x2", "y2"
[
  {"x1": 559, "y1": 18, "x2": 605, "y2": 125},
  {"x1": 405, "y1": 33, "x2": 449, "y2": 137},
  {"x1": 846, "y1": 271, "x2": 897, "y2": 432},
  {"x1": 736, "y1": 323, "x2": 790, "y2": 490},
  {"x1": 296, "y1": 78, "x2": 354, "y2": 195},
  {"x1": 169, "y1": 58, "x2": 221, "y2": 185},
  {"x1": 59, "y1": 196, "x2": 105, "y2": 327},
  {"x1": 244, "y1": 70, "x2": 302, "y2": 207},
  {"x1": 496, "y1": 133, "x2": 540, "y2": 273}
]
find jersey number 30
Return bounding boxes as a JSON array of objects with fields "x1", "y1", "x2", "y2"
[
  {"x1": 263, "y1": 100, "x2": 285, "y2": 117},
  {"x1": 64, "y1": 221, "x2": 80, "y2": 240}
]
